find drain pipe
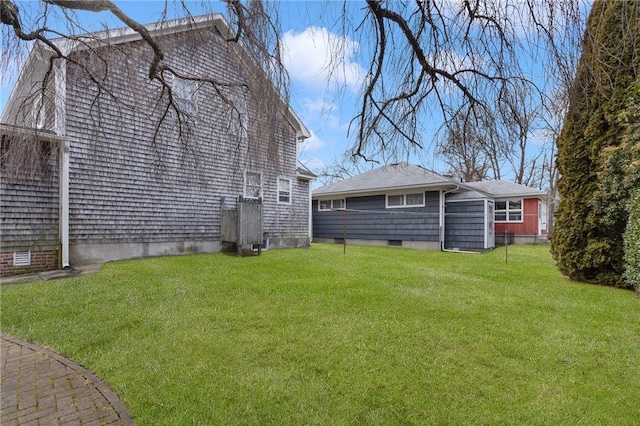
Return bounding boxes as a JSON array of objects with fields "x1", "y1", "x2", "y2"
[
  {"x1": 55, "y1": 58, "x2": 70, "y2": 268},
  {"x1": 59, "y1": 140, "x2": 70, "y2": 268},
  {"x1": 440, "y1": 186, "x2": 481, "y2": 254}
]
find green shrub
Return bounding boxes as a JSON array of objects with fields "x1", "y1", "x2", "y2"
[
  {"x1": 551, "y1": 1, "x2": 640, "y2": 286},
  {"x1": 623, "y1": 190, "x2": 640, "y2": 291}
]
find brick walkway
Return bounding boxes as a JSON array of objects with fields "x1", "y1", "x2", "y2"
[{"x1": 1, "y1": 334, "x2": 135, "y2": 425}]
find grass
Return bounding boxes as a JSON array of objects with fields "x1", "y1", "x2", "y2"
[{"x1": 2, "y1": 244, "x2": 639, "y2": 425}]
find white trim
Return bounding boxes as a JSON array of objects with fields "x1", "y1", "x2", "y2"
[
  {"x1": 314, "y1": 184, "x2": 457, "y2": 200},
  {"x1": 318, "y1": 198, "x2": 345, "y2": 211},
  {"x1": 54, "y1": 59, "x2": 70, "y2": 269},
  {"x1": 308, "y1": 184, "x2": 313, "y2": 239},
  {"x1": 385, "y1": 192, "x2": 425, "y2": 209},
  {"x1": 13, "y1": 251, "x2": 31, "y2": 266},
  {"x1": 485, "y1": 199, "x2": 495, "y2": 249},
  {"x1": 244, "y1": 170, "x2": 262, "y2": 199},
  {"x1": 277, "y1": 176, "x2": 292, "y2": 205},
  {"x1": 494, "y1": 198, "x2": 524, "y2": 223}
]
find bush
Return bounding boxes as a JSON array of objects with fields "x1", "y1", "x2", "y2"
[{"x1": 623, "y1": 190, "x2": 640, "y2": 291}]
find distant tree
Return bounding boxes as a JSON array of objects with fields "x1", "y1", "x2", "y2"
[
  {"x1": 437, "y1": 108, "x2": 493, "y2": 182},
  {"x1": 552, "y1": 0, "x2": 640, "y2": 287}
]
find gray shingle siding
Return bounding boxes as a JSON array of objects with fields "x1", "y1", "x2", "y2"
[
  {"x1": 63, "y1": 26, "x2": 308, "y2": 256},
  {"x1": 313, "y1": 191, "x2": 440, "y2": 241},
  {"x1": 444, "y1": 200, "x2": 485, "y2": 249},
  {"x1": 0, "y1": 149, "x2": 60, "y2": 251}
]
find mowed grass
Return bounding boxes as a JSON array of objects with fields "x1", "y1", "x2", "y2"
[{"x1": 2, "y1": 244, "x2": 639, "y2": 424}]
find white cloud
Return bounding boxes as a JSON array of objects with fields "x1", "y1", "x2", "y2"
[
  {"x1": 300, "y1": 157, "x2": 325, "y2": 175},
  {"x1": 298, "y1": 131, "x2": 325, "y2": 154},
  {"x1": 281, "y1": 27, "x2": 366, "y2": 93}
]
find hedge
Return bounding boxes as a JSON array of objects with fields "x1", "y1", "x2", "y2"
[{"x1": 623, "y1": 190, "x2": 640, "y2": 291}]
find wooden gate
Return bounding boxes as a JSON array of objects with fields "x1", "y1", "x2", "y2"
[{"x1": 222, "y1": 196, "x2": 264, "y2": 255}]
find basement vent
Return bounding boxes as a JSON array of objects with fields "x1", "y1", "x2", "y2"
[
  {"x1": 388, "y1": 240, "x2": 403, "y2": 247},
  {"x1": 13, "y1": 251, "x2": 31, "y2": 266}
]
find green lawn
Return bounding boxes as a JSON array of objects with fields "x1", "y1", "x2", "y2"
[{"x1": 2, "y1": 244, "x2": 639, "y2": 424}]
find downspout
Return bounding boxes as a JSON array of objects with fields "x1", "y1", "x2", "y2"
[
  {"x1": 55, "y1": 57, "x2": 70, "y2": 268},
  {"x1": 440, "y1": 185, "x2": 480, "y2": 254},
  {"x1": 59, "y1": 140, "x2": 70, "y2": 268},
  {"x1": 308, "y1": 184, "x2": 313, "y2": 242}
]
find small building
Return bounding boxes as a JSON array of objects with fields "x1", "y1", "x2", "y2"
[
  {"x1": 312, "y1": 163, "x2": 548, "y2": 251},
  {"x1": 1, "y1": 15, "x2": 313, "y2": 277},
  {"x1": 463, "y1": 180, "x2": 548, "y2": 244}
]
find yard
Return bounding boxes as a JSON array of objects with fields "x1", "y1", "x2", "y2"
[{"x1": 1, "y1": 244, "x2": 639, "y2": 424}]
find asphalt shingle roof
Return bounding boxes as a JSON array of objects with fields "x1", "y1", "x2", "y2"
[
  {"x1": 313, "y1": 162, "x2": 548, "y2": 199},
  {"x1": 313, "y1": 163, "x2": 453, "y2": 196},
  {"x1": 463, "y1": 180, "x2": 547, "y2": 198}
]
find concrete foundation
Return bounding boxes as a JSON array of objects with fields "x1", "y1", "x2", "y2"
[
  {"x1": 70, "y1": 240, "x2": 223, "y2": 265},
  {"x1": 312, "y1": 238, "x2": 440, "y2": 250}
]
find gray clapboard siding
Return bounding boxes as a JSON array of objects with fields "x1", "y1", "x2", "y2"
[
  {"x1": 444, "y1": 200, "x2": 485, "y2": 249},
  {"x1": 313, "y1": 192, "x2": 440, "y2": 241}
]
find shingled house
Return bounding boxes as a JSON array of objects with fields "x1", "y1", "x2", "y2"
[
  {"x1": 1, "y1": 15, "x2": 312, "y2": 277},
  {"x1": 312, "y1": 163, "x2": 548, "y2": 251}
]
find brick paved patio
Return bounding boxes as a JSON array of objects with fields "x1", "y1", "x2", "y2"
[{"x1": 1, "y1": 333, "x2": 135, "y2": 425}]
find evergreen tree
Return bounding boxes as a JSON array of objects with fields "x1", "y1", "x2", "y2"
[{"x1": 552, "y1": 1, "x2": 640, "y2": 286}]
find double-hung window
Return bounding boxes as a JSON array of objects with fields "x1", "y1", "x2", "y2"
[
  {"x1": 277, "y1": 177, "x2": 292, "y2": 204},
  {"x1": 495, "y1": 199, "x2": 522, "y2": 222},
  {"x1": 386, "y1": 192, "x2": 425, "y2": 208},
  {"x1": 244, "y1": 171, "x2": 262, "y2": 199},
  {"x1": 318, "y1": 199, "x2": 345, "y2": 211}
]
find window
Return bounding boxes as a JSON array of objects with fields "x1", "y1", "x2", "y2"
[
  {"x1": 172, "y1": 78, "x2": 199, "y2": 116},
  {"x1": 387, "y1": 195, "x2": 404, "y2": 207},
  {"x1": 244, "y1": 171, "x2": 262, "y2": 199},
  {"x1": 32, "y1": 95, "x2": 45, "y2": 129},
  {"x1": 277, "y1": 177, "x2": 291, "y2": 204},
  {"x1": 386, "y1": 192, "x2": 425, "y2": 208},
  {"x1": 495, "y1": 199, "x2": 523, "y2": 222},
  {"x1": 318, "y1": 199, "x2": 346, "y2": 211},
  {"x1": 228, "y1": 91, "x2": 247, "y2": 137}
]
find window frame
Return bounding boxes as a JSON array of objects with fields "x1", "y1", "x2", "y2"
[
  {"x1": 171, "y1": 78, "x2": 199, "y2": 117},
  {"x1": 277, "y1": 177, "x2": 292, "y2": 204},
  {"x1": 318, "y1": 199, "x2": 346, "y2": 211},
  {"x1": 244, "y1": 171, "x2": 262, "y2": 199},
  {"x1": 494, "y1": 198, "x2": 523, "y2": 223},
  {"x1": 385, "y1": 192, "x2": 425, "y2": 209},
  {"x1": 228, "y1": 90, "x2": 248, "y2": 138}
]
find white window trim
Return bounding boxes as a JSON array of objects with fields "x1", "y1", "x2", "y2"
[
  {"x1": 494, "y1": 198, "x2": 524, "y2": 223},
  {"x1": 385, "y1": 192, "x2": 425, "y2": 209},
  {"x1": 277, "y1": 177, "x2": 292, "y2": 205},
  {"x1": 244, "y1": 171, "x2": 262, "y2": 199},
  {"x1": 318, "y1": 199, "x2": 346, "y2": 211}
]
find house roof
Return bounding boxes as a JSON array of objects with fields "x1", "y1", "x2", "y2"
[
  {"x1": 296, "y1": 162, "x2": 317, "y2": 181},
  {"x1": 313, "y1": 162, "x2": 548, "y2": 200},
  {"x1": 463, "y1": 180, "x2": 547, "y2": 199},
  {"x1": 0, "y1": 123, "x2": 63, "y2": 142},
  {"x1": 1, "y1": 14, "x2": 310, "y2": 140},
  {"x1": 313, "y1": 163, "x2": 455, "y2": 197}
]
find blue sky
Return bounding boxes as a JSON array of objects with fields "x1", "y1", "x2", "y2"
[
  {"x1": 0, "y1": 1, "x2": 584, "y2": 183},
  {"x1": 0, "y1": 1, "x2": 383, "y2": 177}
]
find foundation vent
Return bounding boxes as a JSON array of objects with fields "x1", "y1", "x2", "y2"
[{"x1": 13, "y1": 251, "x2": 31, "y2": 266}]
